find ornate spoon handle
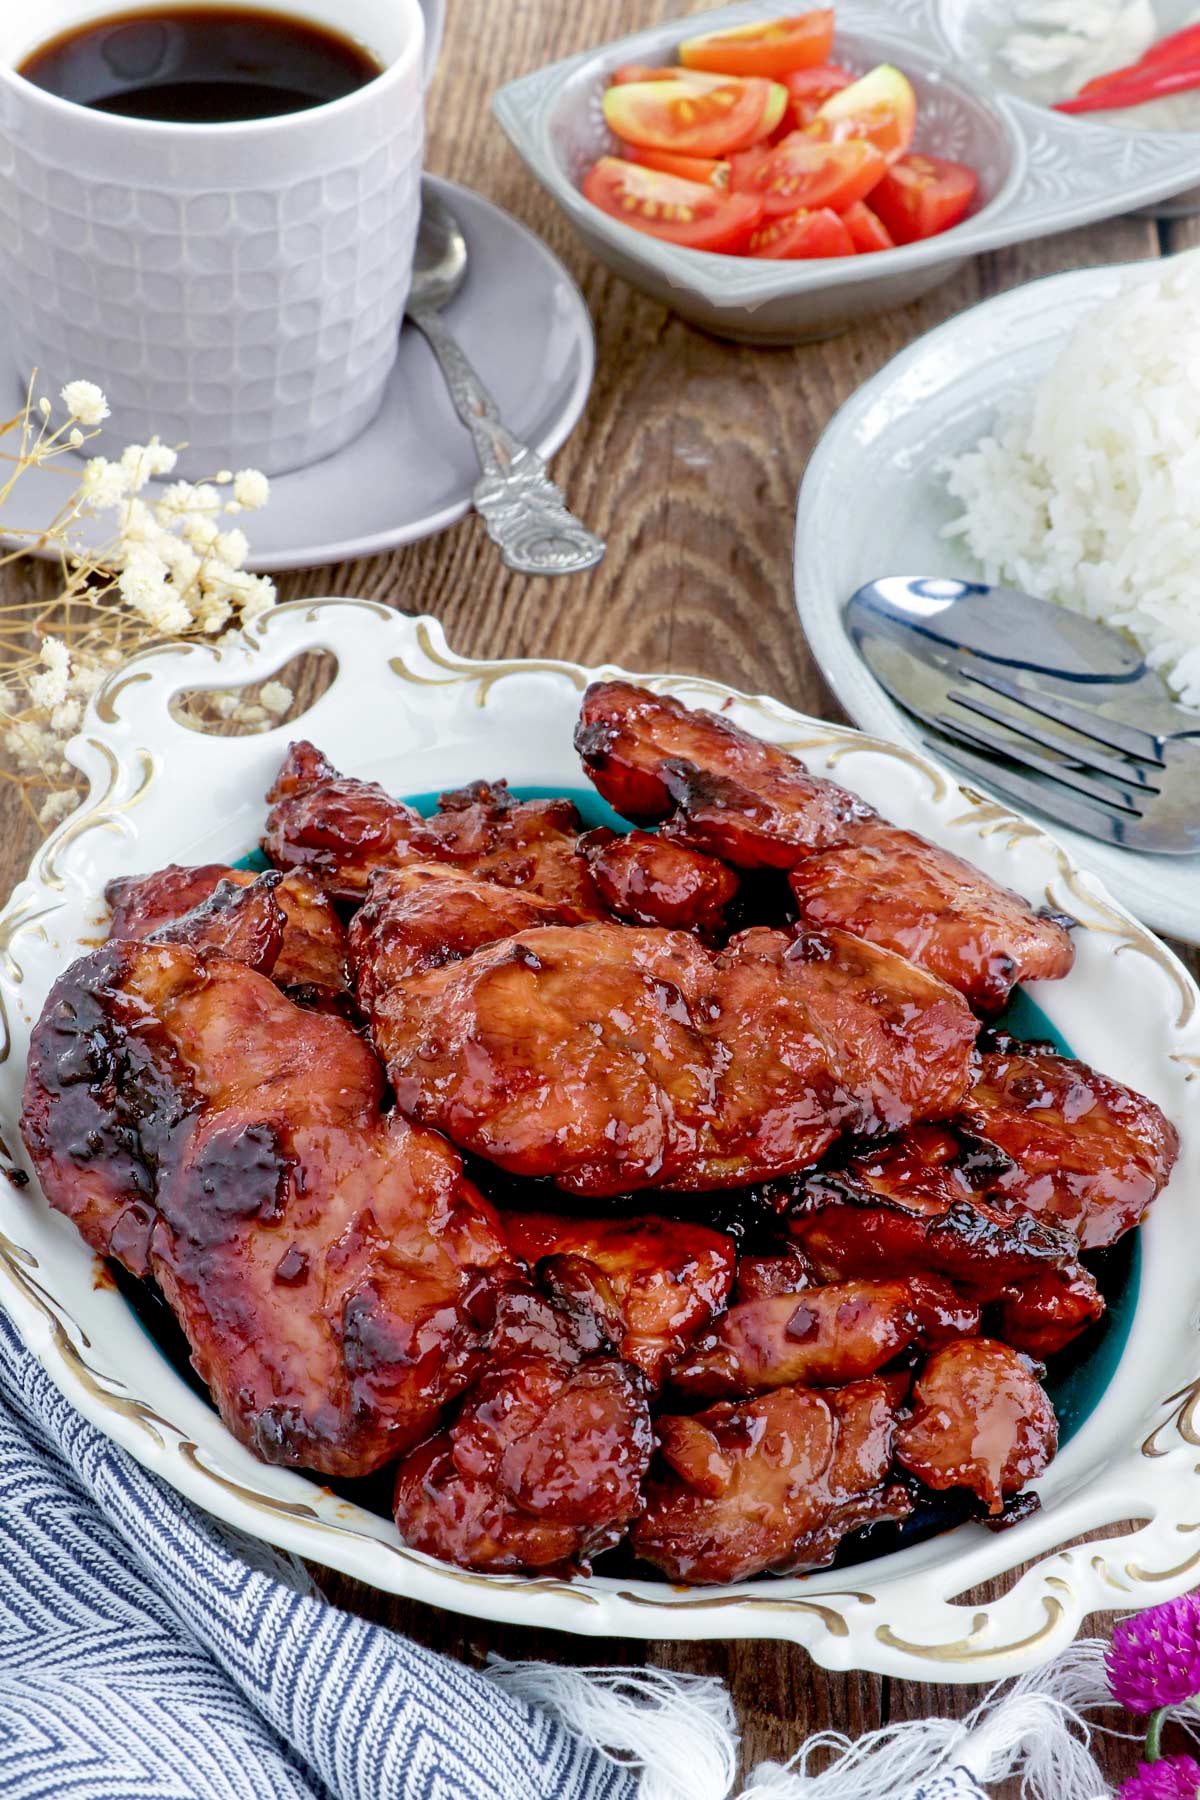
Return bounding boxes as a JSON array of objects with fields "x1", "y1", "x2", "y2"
[{"x1": 408, "y1": 304, "x2": 605, "y2": 577}]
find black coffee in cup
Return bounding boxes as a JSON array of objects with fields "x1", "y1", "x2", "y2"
[{"x1": 19, "y1": 5, "x2": 383, "y2": 123}]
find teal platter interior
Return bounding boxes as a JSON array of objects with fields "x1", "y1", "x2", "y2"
[{"x1": 162, "y1": 781, "x2": 1137, "y2": 1567}]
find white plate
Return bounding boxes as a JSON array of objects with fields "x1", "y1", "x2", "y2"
[
  {"x1": 2, "y1": 601, "x2": 1199, "y2": 1681},
  {"x1": 8, "y1": 177, "x2": 595, "y2": 572},
  {"x1": 793, "y1": 258, "x2": 1200, "y2": 947}
]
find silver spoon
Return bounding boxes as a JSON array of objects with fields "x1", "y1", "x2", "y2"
[
  {"x1": 406, "y1": 182, "x2": 605, "y2": 577},
  {"x1": 844, "y1": 576, "x2": 1200, "y2": 854}
]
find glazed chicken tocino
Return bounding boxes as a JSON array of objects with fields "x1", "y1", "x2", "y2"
[
  {"x1": 579, "y1": 827, "x2": 740, "y2": 936},
  {"x1": 576, "y1": 682, "x2": 1076, "y2": 1011},
  {"x1": 633, "y1": 1377, "x2": 913, "y2": 1584},
  {"x1": 106, "y1": 860, "x2": 351, "y2": 1000},
  {"x1": 786, "y1": 822, "x2": 1075, "y2": 1014},
  {"x1": 895, "y1": 1339, "x2": 1058, "y2": 1515},
  {"x1": 501, "y1": 1210, "x2": 736, "y2": 1386},
  {"x1": 959, "y1": 1045, "x2": 1179, "y2": 1250},
  {"x1": 22, "y1": 879, "x2": 514, "y2": 1477},
  {"x1": 264, "y1": 743, "x2": 604, "y2": 918},
  {"x1": 575, "y1": 678, "x2": 871, "y2": 864},
  {"x1": 351, "y1": 913, "x2": 978, "y2": 1195},
  {"x1": 669, "y1": 1275, "x2": 978, "y2": 1400}
]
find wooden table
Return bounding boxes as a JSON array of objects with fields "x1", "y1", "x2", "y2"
[{"x1": 5, "y1": 4, "x2": 1198, "y2": 1791}]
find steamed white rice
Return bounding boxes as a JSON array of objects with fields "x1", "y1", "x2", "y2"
[{"x1": 941, "y1": 248, "x2": 1200, "y2": 708}]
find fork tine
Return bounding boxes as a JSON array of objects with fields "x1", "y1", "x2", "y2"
[
  {"x1": 948, "y1": 690, "x2": 1163, "y2": 792},
  {"x1": 932, "y1": 711, "x2": 1146, "y2": 814},
  {"x1": 956, "y1": 662, "x2": 1167, "y2": 766},
  {"x1": 923, "y1": 737, "x2": 1146, "y2": 846}
]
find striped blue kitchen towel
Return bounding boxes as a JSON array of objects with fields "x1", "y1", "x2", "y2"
[{"x1": 0, "y1": 1306, "x2": 635, "y2": 1800}]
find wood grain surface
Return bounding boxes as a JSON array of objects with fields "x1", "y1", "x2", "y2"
[{"x1": 3, "y1": 4, "x2": 1199, "y2": 1789}]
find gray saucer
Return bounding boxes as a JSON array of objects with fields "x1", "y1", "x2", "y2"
[{"x1": 10, "y1": 176, "x2": 595, "y2": 572}]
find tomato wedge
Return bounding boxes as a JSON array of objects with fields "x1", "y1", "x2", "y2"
[
  {"x1": 782, "y1": 62, "x2": 854, "y2": 128},
  {"x1": 840, "y1": 198, "x2": 895, "y2": 252},
  {"x1": 868, "y1": 153, "x2": 977, "y2": 243},
  {"x1": 582, "y1": 157, "x2": 764, "y2": 251},
  {"x1": 610, "y1": 62, "x2": 679, "y2": 85},
  {"x1": 817, "y1": 64, "x2": 917, "y2": 163},
  {"x1": 603, "y1": 73, "x2": 787, "y2": 156},
  {"x1": 731, "y1": 132, "x2": 886, "y2": 216},
  {"x1": 678, "y1": 11, "x2": 834, "y2": 79},
  {"x1": 748, "y1": 205, "x2": 854, "y2": 257},
  {"x1": 617, "y1": 142, "x2": 730, "y2": 185}
]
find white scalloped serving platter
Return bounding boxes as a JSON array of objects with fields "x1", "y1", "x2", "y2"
[{"x1": 1, "y1": 601, "x2": 1199, "y2": 1682}]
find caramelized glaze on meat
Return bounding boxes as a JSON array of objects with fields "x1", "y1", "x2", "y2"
[
  {"x1": 632, "y1": 1377, "x2": 912, "y2": 1583},
  {"x1": 20, "y1": 923, "x2": 511, "y2": 1477},
  {"x1": 895, "y1": 1339, "x2": 1057, "y2": 1514},
  {"x1": 733, "y1": 1248, "x2": 817, "y2": 1302},
  {"x1": 264, "y1": 743, "x2": 603, "y2": 916},
  {"x1": 787, "y1": 822, "x2": 1075, "y2": 1013},
  {"x1": 577, "y1": 685, "x2": 1077, "y2": 1012},
  {"x1": 106, "y1": 861, "x2": 350, "y2": 998},
  {"x1": 990, "y1": 1265, "x2": 1104, "y2": 1359},
  {"x1": 576, "y1": 681, "x2": 871, "y2": 867},
  {"x1": 580, "y1": 827, "x2": 739, "y2": 935},
  {"x1": 959, "y1": 1048, "x2": 1179, "y2": 1250},
  {"x1": 792, "y1": 1122, "x2": 1085, "y2": 1303},
  {"x1": 356, "y1": 918, "x2": 977, "y2": 1196},
  {"x1": 348, "y1": 864, "x2": 568, "y2": 1011},
  {"x1": 669, "y1": 1275, "x2": 978, "y2": 1400},
  {"x1": 392, "y1": 1354, "x2": 652, "y2": 1574},
  {"x1": 501, "y1": 1211, "x2": 735, "y2": 1385}
]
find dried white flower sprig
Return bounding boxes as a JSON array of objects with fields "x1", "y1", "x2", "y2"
[{"x1": 0, "y1": 378, "x2": 292, "y2": 830}]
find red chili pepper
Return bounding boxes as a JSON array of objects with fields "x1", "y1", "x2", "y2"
[
  {"x1": 1062, "y1": 20, "x2": 1200, "y2": 111},
  {"x1": 1134, "y1": 22, "x2": 1200, "y2": 68},
  {"x1": 1056, "y1": 57, "x2": 1200, "y2": 114}
]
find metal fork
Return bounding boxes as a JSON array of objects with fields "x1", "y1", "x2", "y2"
[{"x1": 845, "y1": 577, "x2": 1200, "y2": 855}]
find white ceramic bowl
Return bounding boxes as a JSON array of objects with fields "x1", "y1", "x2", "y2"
[
  {"x1": 2, "y1": 601, "x2": 1199, "y2": 1681},
  {"x1": 493, "y1": 0, "x2": 1200, "y2": 344}
]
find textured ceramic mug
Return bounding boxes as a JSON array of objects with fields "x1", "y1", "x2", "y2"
[{"x1": 0, "y1": 0, "x2": 444, "y2": 475}]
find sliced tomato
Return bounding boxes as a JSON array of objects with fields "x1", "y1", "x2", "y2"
[
  {"x1": 617, "y1": 142, "x2": 730, "y2": 185},
  {"x1": 582, "y1": 157, "x2": 764, "y2": 251},
  {"x1": 782, "y1": 62, "x2": 854, "y2": 128},
  {"x1": 603, "y1": 72, "x2": 787, "y2": 156},
  {"x1": 732, "y1": 131, "x2": 887, "y2": 216},
  {"x1": 678, "y1": 11, "x2": 834, "y2": 79},
  {"x1": 748, "y1": 205, "x2": 855, "y2": 257},
  {"x1": 610, "y1": 62, "x2": 678, "y2": 85},
  {"x1": 728, "y1": 139, "x2": 774, "y2": 189},
  {"x1": 817, "y1": 64, "x2": 917, "y2": 163},
  {"x1": 840, "y1": 198, "x2": 895, "y2": 252},
  {"x1": 868, "y1": 153, "x2": 977, "y2": 243}
]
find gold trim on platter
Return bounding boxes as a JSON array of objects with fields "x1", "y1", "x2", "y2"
[
  {"x1": 34, "y1": 742, "x2": 156, "y2": 893},
  {"x1": 875, "y1": 1596, "x2": 1066, "y2": 1664},
  {"x1": 389, "y1": 622, "x2": 589, "y2": 706},
  {"x1": 1144, "y1": 1379, "x2": 1200, "y2": 1459}
]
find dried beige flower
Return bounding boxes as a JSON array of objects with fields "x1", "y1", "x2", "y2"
[
  {"x1": 0, "y1": 379, "x2": 277, "y2": 828},
  {"x1": 60, "y1": 380, "x2": 110, "y2": 426},
  {"x1": 233, "y1": 468, "x2": 269, "y2": 510},
  {"x1": 259, "y1": 680, "x2": 293, "y2": 717}
]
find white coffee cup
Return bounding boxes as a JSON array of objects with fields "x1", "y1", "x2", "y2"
[{"x1": 0, "y1": 0, "x2": 444, "y2": 475}]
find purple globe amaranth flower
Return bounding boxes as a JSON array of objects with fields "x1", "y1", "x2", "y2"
[
  {"x1": 1117, "y1": 1754, "x2": 1200, "y2": 1800},
  {"x1": 1109, "y1": 1594, "x2": 1200, "y2": 1713}
]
